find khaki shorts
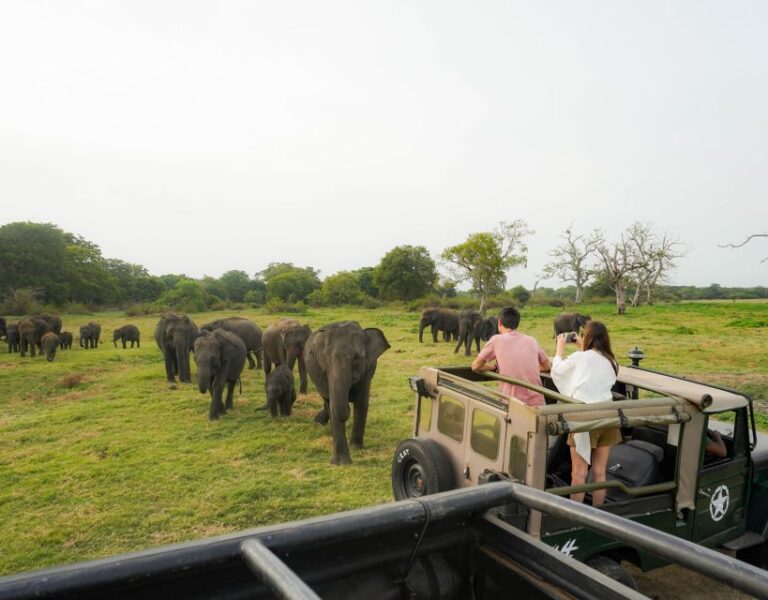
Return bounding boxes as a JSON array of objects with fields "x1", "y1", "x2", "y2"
[{"x1": 567, "y1": 428, "x2": 622, "y2": 448}]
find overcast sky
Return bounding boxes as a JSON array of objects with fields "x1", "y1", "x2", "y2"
[{"x1": 1, "y1": 1, "x2": 766, "y2": 288}]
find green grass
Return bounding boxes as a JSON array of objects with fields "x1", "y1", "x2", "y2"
[{"x1": 1, "y1": 302, "x2": 767, "y2": 575}]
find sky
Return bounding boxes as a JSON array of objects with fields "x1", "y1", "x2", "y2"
[{"x1": 1, "y1": 1, "x2": 766, "y2": 288}]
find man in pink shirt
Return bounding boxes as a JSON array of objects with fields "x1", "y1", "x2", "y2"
[{"x1": 471, "y1": 306, "x2": 551, "y2": 406}]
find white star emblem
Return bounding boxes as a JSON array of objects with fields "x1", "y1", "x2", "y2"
[{"x1": 709, "y1": 485, "x2": 730, "y2": 522}]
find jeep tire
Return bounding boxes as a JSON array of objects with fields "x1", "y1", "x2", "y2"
[{"x1": 391, "y1": 438, "x2": 455, "y2": 500}]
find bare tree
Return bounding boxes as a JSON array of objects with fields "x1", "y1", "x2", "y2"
[
  {"x1": 543, "y1": 225, "x2": 602, "y2": 304},
  {"x1": 719, "y1": 234, "x2": 768, "y2": 263},
  {"x1": 596, "y1": 231, "x2": 644, "y2": 315},
  {"x1": 626, "y1": 223, "x2": 683, "y2": 306}
]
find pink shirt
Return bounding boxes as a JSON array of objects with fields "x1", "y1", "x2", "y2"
[{"x1": 477, "y1": 331, "x2": 548, "y2": 406}]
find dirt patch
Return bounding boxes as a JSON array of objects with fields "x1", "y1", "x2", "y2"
[{"x1": 626, "y1": 564, "x2": 753, "y2": 599}]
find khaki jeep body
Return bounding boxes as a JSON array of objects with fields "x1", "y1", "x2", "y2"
[{"x1": 392, "y1": 363, "x2": 768, "y2": 577}]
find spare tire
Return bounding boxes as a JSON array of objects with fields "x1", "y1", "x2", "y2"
[{"x1": 391, "y1": 438, "x2": 455, "y2": 500}]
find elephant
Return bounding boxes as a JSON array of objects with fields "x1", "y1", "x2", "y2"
[
  {"x1": 37, "y1": 313, "x2": 62, "y2": 335},
  {"x1": 201, "y1": 317, "x2": 262, "y2": 370},
  {"x1": 154, "y1": 313, "x2": 200, "y2": 385},
  {"x1": 19, "y1": 316, "x2": 51, "y2": 357},
  {"x1": 418, "y1": 308, "x2": 459, "y2": 343},
  {"x1": 479, "y1": 316, "x2": 498, "y2": 341},
  {"x1": 193, "y1": 329, "x2": 246, "y2": 420},
  {"x1": 6, "y1": 322, "x2": 20, "y2": 353},
  {"x1": 79, "y1": 322, "x2": 101, "y2": 349},
  {"x1": 262, "y1": 318, "x2": 312, "y2": 394},
  {"x1": 454, "y1": 309, "x2": 483, "y2": 356},
  {"x1": 306, "y1": 321, "x2": 390, "y2": 465},
  {"x1": 59, "y1": 331, "x2": 73, "y2": 350},
  {"x1": 262, "y1": 364, "x2": 296, "y2": 417},
  {"x1": 0, "y1": 317, "x2": 6, "y2": 340},
  {"x1": 113, "y1": 325, "x2": 141, "y2": 348},
  {"x1": 41, "y1": 332, "x2": 60, "y2": 362},
  {"x1": 553, "y1": 312, "x2": 591, "y2": 338}
]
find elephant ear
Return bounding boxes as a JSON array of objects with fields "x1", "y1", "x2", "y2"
[
  {"x1": 363, "y1": 328, "x2": 390, "y2": 365},
  {"x1": 307, "y1": 332, "x2": 327, "y2": 372}
]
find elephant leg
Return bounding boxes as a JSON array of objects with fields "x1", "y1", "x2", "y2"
[
  {"x1": 330, "y1": 400, "x2": 352, "y2": 465},
  {"x1": 263, "y1": 353, "x2": 272, "y2": 375},
  {"x1": 256, "y1": 348, "x2": 263, "y2": 370},
  {"x1": 122, "y1": 339, "x2": 127, "y2": 349},
  {"x1": 246, "y1": 352, "x2": 256, "y2": 370},
  {"x1": 163, "y1": 351, "x2": 177, "y2": 384},
  {"x1": 224, "y1": 381, "x2": 235, "y2": 410},
  {"x1": 314, "y1": 398, "x2": 330, "y2": 425},
  {"x1": 350, "y1": 384, "x2": 371, "y2": 449},
  {"x1": 297, "y1": 354, "x2": 308, "y2": 395},
  {"x1": 454, "y1": 335, "x2": 463, "y2": 354},
  {"x1": 431, "y1": 324, "x2": 438, "y2": 343}
]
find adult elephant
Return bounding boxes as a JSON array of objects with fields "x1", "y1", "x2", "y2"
[
  {"x1": 306, "y1": 321, "x2": 390, "y2": 465},
  {"x1": 113, "y1": 325, "x2": 140, "y2": 348},
  {"x1": 41, "y1": 332, "x2": 60, "y2": 362},
  {"x1": 37, "y1": 313, "x2": 62, "y2": 335},
  {"x1": 79, "y1": 322, "x2": 101, "y2": 349},
  {"x1": 418, "y1": 308, "x2": 459, "y2": 343},
  {"x1": 262, "y1": 318, "x2": 311, "y2": 394},
  {"x1": 154, "y1": 313, "x2": 200, "y2": 386},
  {"x1": 201, "y1": 317, "x2": 262, "y2": 370},
  {"x1": 193, "y1": 329, "x2": 246, "y2": 420},
  {"x1": 553, "y1": 313, "x2": 591, "y2": 337},
  {"x1": 454, "y1": 309, "x2": 483, "y2": 356},
  {"x1": 19, "y1": 316, "x2": 50, "y2": 357},
  {"x1": 6, "y1": 322, "x2": 20, "y2": 353}
]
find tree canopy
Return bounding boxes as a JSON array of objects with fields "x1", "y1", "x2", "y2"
[
  {"x1": 373, "y1": 245, "x2": 437, "y2": 302},
  {"x1": 441, "y1": 220, "x2": 533, "y2": 314}
]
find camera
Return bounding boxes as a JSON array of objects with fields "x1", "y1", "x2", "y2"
[{"x1": 565, "y1": 332, "x2": 577, "y2": 343}]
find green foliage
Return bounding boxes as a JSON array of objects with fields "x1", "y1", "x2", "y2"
[
  {"x1": 441, "y1": 220, "x2": 532, "y2": 311},
  {"x1": 259, "y1": 263, "x2": 320, "y2": 303},
  {"x1": 353, "y1": 267, "x2": 379, "y2": 298},
  {"x1": 373, "y1": 245, "x2": 437, "y2": 302},
  {"x1": 728, "y1": 318, "x2": 768, "y2": 328},
  {"x1": 157, "y1": 279, "x2": 207, "y2": 312},
  {"x1": 219, "y1": 270, "x2": 252, "y2": 303},
  {"x1": 0, "y1": 288, "x2": 44, "y2": 315},
  {"x1": 319, "y1": 271, "x2": 365, "y2": 305},
  {"x1": 509, "y1": 285, "x2": 531, "y2": 307}
]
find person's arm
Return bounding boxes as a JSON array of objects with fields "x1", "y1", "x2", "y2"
[
  {"x1": 471, "y1": 355, "x2": 497, "y2": 372},
  {"x1": 706, "y1": 430, "x2": 728, "y2": 458}
]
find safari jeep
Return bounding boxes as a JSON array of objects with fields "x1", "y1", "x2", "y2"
[{"x1": 392, "y1": 357, "x2": 768, "y2": 587}]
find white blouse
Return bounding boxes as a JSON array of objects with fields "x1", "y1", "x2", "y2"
[{"x1": 551, "y1": 349, "x2": 617, "y2": 464}]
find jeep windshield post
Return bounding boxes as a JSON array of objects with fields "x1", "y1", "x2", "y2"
[{"x1": 393, "y1": 356, "x2": 768, "y2": 590}]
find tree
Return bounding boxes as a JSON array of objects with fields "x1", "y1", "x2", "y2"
[
  {"x1": 219, "y1": 270, "x2": 252, "y2": 303},
  {"x1": 258, "y1": 263, "x2": 320, "y2": 303},
  {"x1": 0, "y1": 222, "x2": 69, "y2": 304},
  {"x1": 596, "y1": 230, "x2": 644, "y2": 315},
  {"x1": 441, "y1": 220, "x2": 533, "y2": 314},
  {"x1": 158, "y1": 279, "x2": 207, "y2": 312},
  {"x1": 373, "y1": 245, "x2": 438, "y2": 302},
  {"x1": 352, "y1": 267, "x2": 379, "y2": 298},
  {"x1": 63, "y1": 234, "x2": 115, "y2": 305},
  {"x1": 543, "y1": 226, "x2": 602, "y2": 304},
  {"x1": 320, "y1": 271, "x2": 365, "y2": 305},
  {"x1": 719, "y1": 234, "x2": 768, "y2": 263},
  {"x1": 626, "y1": 223, "x2": 683, "y2": 305}
]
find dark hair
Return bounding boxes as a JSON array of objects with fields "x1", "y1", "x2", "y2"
[
  {"x1": 582, "y1": 321, "x2": 618, "y2": 374},
  {"x1": 498, "y1": 306, "x2": 521, "y2": 330}
]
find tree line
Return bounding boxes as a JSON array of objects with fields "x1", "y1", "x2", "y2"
[{"x1": 0, "y1": 221, "x2": 760, "y2": 316}]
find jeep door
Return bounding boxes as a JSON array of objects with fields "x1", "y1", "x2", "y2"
[{"x1": 692, "y1": 408, "x2": 749, "y2": 544}]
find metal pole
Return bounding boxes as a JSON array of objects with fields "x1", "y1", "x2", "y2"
[
  {"x1": 241, "y1": 539, "x2": 321, "y2": 600},
  {"x1": 505, "y1": 482, "x2": 768, "y2": 600}
]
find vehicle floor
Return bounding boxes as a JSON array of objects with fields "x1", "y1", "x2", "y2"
[{"x1": 626, "y1": 563, "x2": 752, "y2": 599}]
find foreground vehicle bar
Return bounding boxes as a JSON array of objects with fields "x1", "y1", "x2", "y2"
[
  {"x1": 506, "y1": 482, "x2": 768, "y2": 599},
  {"x1": 241, "y1": 539, "x2": 321, "y2": 600}
]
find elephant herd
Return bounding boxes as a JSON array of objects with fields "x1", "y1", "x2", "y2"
[
  {"x1": 419, "y1": 307, "x2": 592, "y2": 354},
  {"x1": 0, "y1": 314, "x2": 143, "y2": 362},
  {"x1": 418, "y1": 308, "x2": 498, "y2": 356},
  {"x1": 156, "y1": 313, "x2": 390, "y2": 465}
]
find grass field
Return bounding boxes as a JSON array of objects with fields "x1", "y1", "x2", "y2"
[{"x1": 1, "y1": 302, "x2": 767, "y2": 576}]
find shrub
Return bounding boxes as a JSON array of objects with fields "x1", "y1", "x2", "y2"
[
  {"x1": 264, "y1": 298, "x2": 308, "y2": 314},
  {"x1": 125, "y1": 303, "x2": 156, "y2": 317},
  {"x1": 0, "y1": 288, "x2": 43, "y2": 315},
  {"x1": 361, "y1": 296, "x2": 382, "y2": 309}
]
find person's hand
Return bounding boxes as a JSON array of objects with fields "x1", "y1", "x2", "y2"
[
  {"x1": 573, "y1": 332, "x2": 583, "y2": 351},
  {"x1": 556, "y1": 333, "x2": 567, "y2": 357}
]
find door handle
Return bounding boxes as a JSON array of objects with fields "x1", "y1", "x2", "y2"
[{"x1": 698, "y1": 488, "x2": 711, "y2": 498}]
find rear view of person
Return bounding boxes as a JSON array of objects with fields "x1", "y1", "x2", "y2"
[
  {"x1": 550, "y1": 321, "x2": 619, "y2": 506},
  {"x1": 471, "y1": 306, "x2": 551, "y2": 406}
]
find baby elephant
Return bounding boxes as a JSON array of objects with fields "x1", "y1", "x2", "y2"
[
  {"x1": 263, "y1": 364, "x2": 296, "y2": 417},
  {"x1": 193, "y1": 329, "x2": 246, "y2": 420},
  {"x1": 59, "y1": 331, "x2": 73, "y2": 350},
  {"x1": 41, "y1": 332, "x2": 60, "y2": 362},
  {"x1": 113, "y1": 324, "x2": 141, "y2": 349}
]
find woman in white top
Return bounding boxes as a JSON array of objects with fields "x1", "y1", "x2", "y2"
[{"x1": 550, "y1": 321, "x2": 619, "y2": 506}]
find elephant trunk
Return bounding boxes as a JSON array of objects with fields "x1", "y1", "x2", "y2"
[
  {"x1": 328, "y1": 368, "x2": 352, "y2": 425},
  {"x1": 176, "y1": 337, "x2": 191, "y2": 382}
]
